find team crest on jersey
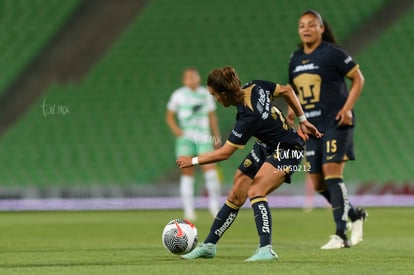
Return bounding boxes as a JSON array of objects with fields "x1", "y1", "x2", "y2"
[{"x1": 243, "y1": 159, "x2": 252, "y2": 168}]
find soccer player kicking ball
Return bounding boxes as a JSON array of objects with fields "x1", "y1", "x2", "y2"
[{"x1": 176, "y1": 66, "x2": 322, "y2": 261}]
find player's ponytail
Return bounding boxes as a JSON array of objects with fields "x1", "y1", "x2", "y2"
[
  {"x1": 207, "y1": 66, "x2": 244, "y2": 102},
  {"x1": 321, "y1": 18, "x2": 337, "y2": 45}
]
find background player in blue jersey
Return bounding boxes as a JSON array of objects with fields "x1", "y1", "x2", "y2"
[
  {"x1": 176, "y1": 66, "x2": 322, "y2": 261},
  {"x1": 288, "y1": 10, "x2": 367, "y2": 249}
]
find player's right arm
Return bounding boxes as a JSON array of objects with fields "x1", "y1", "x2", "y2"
[
  {"x1": 177, "y1": 109, "x2": 255, "y2": 168},
  {"x1": 165, "y1": 110, "x2": 183, "y2": 137},
  {"x1": 176, "y1": 142, "x2": 237, "y2": 168},
  {"x1": 166, "y1": 91, "x2": 184, "y2": 137}
]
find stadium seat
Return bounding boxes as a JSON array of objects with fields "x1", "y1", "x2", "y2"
[
  {"x1": 1, "y1": 0, "x2": 410, "y2": 195},
  {"x1": 0, "y1": 0, "x2": 81, "y2": 93}
]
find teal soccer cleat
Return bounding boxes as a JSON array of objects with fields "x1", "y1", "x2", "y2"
[
  {"x1": 180, "y1": 243, "x2": 216, "y2": 259},
  {"x1": 244, "y1": 245, "x2": 278, "y2": 262}
]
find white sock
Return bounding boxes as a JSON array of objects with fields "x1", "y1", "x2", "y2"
[
  {"x1": 204, "y1": 169, "x2": 221, "y2": 217},
  {"x1": 180, "y1": 175, "x2": 195, "y2": 220}
]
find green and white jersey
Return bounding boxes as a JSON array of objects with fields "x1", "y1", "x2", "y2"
[{"x1": 167, "y1": 86, "x2": 216, "y2": 142}]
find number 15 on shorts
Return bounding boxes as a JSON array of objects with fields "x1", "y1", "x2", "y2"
[{"x1": 326, "y1": 140, "x2": 337, "y2": 153}]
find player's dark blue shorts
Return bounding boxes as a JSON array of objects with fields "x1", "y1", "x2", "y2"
[
  {"x1": 238, "y1": 140, "x2": 304, "y2": 183},
  {"x1": 305, "y1": 126, "x2": 355, "y2": 174}
]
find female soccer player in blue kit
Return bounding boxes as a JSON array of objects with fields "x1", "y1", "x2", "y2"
[
  {"x1": 288, "y1": 10, "x2": 367, "y2": 249},
  {"x1": 176, "y1": 66, "x2": 322, "y2": 261}
]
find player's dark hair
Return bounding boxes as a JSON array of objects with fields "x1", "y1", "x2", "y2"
[
  {"x1": 298, "y1": 10, "x2": 337, "y2": 47},
  {"x1": 207, "y1": 67, "x2": 244, "y2": 102}
]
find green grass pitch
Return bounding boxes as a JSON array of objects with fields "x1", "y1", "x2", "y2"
[{"x1": 0, "y1": 208, "x2": 413, "y2": 274}]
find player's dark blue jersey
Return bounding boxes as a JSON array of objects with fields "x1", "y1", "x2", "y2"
[
  {"x1": 288, "y1": 41, "x2": 359, "y2": 132},
  {"x1": 226, "y1": 80, "x2": 304, "y2": 150}
]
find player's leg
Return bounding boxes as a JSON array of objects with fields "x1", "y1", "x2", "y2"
[
  {"x1": 316, "y1": 163, "x2": 368, "y2": 247},
  {"x1": 309, "y1": 173, "x2": 329, "y2": 202},
  {"x1": 204, "y1": 169, "x2": 251, "y2": 243},
  {"x1": 310, "y1": 172, "x2": 364, "y2": 218},
  {"x1": 201, "y1": 163, "x2": 221, "y2": 217},
  {"x1": 181, "y1": 142, "x2": 266, "y2": 260},
  {"x1": 321, "y1": 161, "x2": 351, "y2": 249},
  {"x1": 198, "y1": 142, "x2": 221, "y2": 217},
  {"x1": 181, "y1": 169, "x2": 251, "y2": 259},
  {"x1": 340, "y1": 142, "x2": 368, "y2": 246},
  {"x1": 245, "y1": 145, "x2": 303, "y2": 262},
  {"x1": 303, "y1": 173, "x2": 315, "y2": 212},
  {"x1": 310, "y1": 130, "x2": 359, "y2": 211},
  {"x1": 176, "y1": 138, "x2": 196, "y2": 220},
  {"x1": 244, "y1": 164, "x2": 287, "y2": 262},
  {"x1": 305, "y1": 138, "x2": 333, "y2": 204},
  {"x1": 321, "y1": 128, "x2": 367, "y2": 249},
  {"x1": 179, "y1": 168, "x2": 195, "y2": 221},
  {"x1": 334, "y1": 162, "x2": 368, "y2": 246},
  {"x1": 204, "y1": 142, "x2": 268, "y2": 244},
  {"x1": 306, "y1": 137, "x2": 348, "y2": 249}
]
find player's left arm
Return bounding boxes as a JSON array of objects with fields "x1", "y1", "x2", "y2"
[
  {"x1": 275, "y1": 84, "x2": 323, "y2": 139},
  {"x1": 208, "y1": 111, "x2": 222, "y2": 148},
  {"x1": 336, "y1": 67, "x2": 365, "y2": 126},
  {"x1": 285, "y1": 84, "x2": 298, "y2": 127},
  {"x1": 286, "y1": 105, "x2": 296, "y2": 127},
  {"x1": 176, "y1": 142, "x2": 237, "y2": 168}
]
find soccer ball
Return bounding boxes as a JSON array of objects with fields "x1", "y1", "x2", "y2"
[{"x1": 162, "y1": 219, "x2": 198, "y2": 255}]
